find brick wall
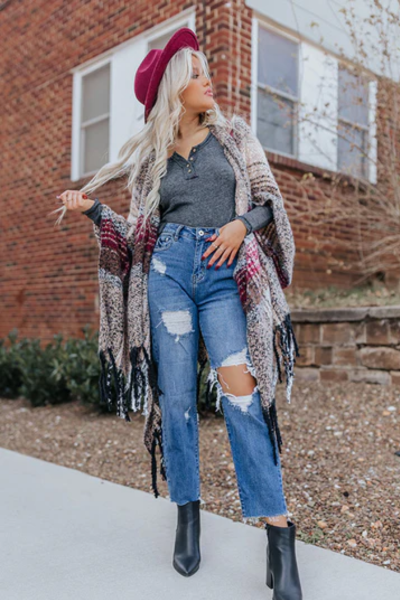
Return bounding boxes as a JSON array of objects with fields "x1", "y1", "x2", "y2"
[
  {"x1": 293, "y1": 306, "x2": 400, "y2": 386},
  {"x1": 1, "y1": 0, "x2": 396, "y2": 343}
]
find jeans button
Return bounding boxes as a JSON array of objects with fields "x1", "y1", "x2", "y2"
[{"x1": 199, "y1": 230, "x2": 204, "y2": 236}]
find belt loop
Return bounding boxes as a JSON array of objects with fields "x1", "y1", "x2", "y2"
[{"x1": 174, "y1": 224, "x2": 184, "y2": 241}]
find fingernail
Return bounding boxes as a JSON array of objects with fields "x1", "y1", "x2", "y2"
[{"x1": 215, "y1": 265, "x2": 220, "y2": 270}]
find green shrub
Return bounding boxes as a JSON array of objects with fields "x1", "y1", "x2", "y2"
[
  {"x1": 15, "y1": 334, "x2": 72, "y2": 407},
  {"x1": 0, "y1": 326, "x2": 216, "y2": 415},
  {"x1": 60, "y1": 327, "x2": 102, "y2": 408},
  {"x1": 0, "y1": 326, "x2": 102, "y2": 409},
  {"x1": 0, "y1": 330, "x2": 24, "y2": 398}
]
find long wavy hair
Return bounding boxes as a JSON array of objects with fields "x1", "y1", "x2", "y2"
[{"x1": 53, "y1": 47, "x2": 235, "y2": 232}]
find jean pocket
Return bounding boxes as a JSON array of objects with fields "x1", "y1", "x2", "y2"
[{"x1": 154, "y1": 232, "x2": 175, "y2": 251}]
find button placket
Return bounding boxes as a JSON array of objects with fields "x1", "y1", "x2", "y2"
[
  {"x1": 170, "y1": 132, "x2": 211, "y2": 179},
  {"x1": 183, "y1": 149, "x2": 196, "y2": 178},
  {"x1": 186, "y1": 146, "x2": 197, "y2": 174}
]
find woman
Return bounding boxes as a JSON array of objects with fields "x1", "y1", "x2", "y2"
[{"x1": 55, "y1": 27, "x2": 302, "y2": 597}]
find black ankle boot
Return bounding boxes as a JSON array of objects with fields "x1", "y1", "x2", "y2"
[
  {"x1": 173, "y1": 500, "x2": 201, "y2": 577},
  {"x1": 265, "y1": 519, "x2": 303, "y2": 599}
]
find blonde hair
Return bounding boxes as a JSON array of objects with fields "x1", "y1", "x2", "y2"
[{"x1": 53, "y1": 47, "x2": 234, "y2": 233}]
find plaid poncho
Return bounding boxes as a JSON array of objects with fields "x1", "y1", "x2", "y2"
[{"x1": 91, "y1": 116, "x2": 300, "y2": 498}]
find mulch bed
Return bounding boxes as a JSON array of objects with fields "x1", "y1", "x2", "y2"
[{"x1": 1, "y1": 380, "x2": 399, "y2": 573}]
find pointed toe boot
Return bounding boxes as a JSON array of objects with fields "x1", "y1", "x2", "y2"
[
  {"x1": 173, "y1": 499, "x2": 201, "y2": 577},
  {"x1": 265, "y1": 519, "x2": 303, "y2": 600}
]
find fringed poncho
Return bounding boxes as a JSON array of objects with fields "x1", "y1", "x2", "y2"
[{"x1": 91, "y1": 116, "x2": 300, "y2": 498}]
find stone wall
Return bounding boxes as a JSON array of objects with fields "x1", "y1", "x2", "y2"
[{"x1": 292, "y1": 306, "x2": 400, "y2": 385}]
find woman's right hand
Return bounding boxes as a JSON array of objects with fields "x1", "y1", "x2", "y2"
[{"x1": 56, "y1": 190, "x2": 95, "y2": 213}]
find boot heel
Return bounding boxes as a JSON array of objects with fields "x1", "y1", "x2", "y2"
[
  {"x1": 266, "y1": 532, "x2": 273, "y2": 588},
  {"x1": 266, "y1": 556, "x2": 273, "y2": 589}
]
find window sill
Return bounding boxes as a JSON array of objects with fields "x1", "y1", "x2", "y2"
[
  {"x1": 265, "y1": 149, "x2": 334, "y2": 178},
  {"x1": 264, "y1": 149, "x2": 376, "y2": 189}
]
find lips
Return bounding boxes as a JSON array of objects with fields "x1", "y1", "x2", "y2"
[{"x1": 205, "y1": 90, "x2": 213, "y2": 96}]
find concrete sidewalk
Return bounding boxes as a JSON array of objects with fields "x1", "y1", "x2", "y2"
[{"x1": 0, "y1": 447, "x2": 398, "y2": 600}]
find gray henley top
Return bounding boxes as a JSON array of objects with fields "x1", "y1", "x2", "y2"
[{"x1": 83, "y1": 128, "x2": 273, "y2": 234}]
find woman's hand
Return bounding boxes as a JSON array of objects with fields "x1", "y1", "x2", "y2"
[
  {"x1": 56, "y1": 190, "x2": 95, "y2": 213},
  {"x1": 202, "y1": 220, "x2": 247, "y2": 269}
]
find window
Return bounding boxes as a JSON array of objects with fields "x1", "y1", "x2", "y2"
[
  {"x1": 253, "y1": 20, "x2": 377, "y2": 182},
  {"x1": 256, "y1": 26, "x2": 299, "y2": 157},
  {"x1": 80, "y1": 63, "x2": 111, "y2": 175},
  {"x1": 337, "y1": 65, "x2": 370, "y2": 179}
]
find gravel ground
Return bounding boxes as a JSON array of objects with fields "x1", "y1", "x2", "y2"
[{"x1": 1, "y1": 380, "x2": 399, "y2": 573}]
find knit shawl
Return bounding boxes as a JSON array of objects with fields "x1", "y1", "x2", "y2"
[{"x1": 91, "y1": 116, "x2": 300, "y2": 498}]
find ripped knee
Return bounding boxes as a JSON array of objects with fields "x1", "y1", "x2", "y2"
[
  {"x1": 217, "y1": 364, "x2": 256, "y2": 396},
  {"x1": 206, "y1": 347, "x2": 259, "y2": 414}
]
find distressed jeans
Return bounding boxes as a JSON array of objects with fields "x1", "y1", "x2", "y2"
[{"x1": 148, "y1": 222, "x2": 288, "y2": 522}]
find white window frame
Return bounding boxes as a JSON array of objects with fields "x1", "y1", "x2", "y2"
[
  {"x1": 70, "y1": 9, "x2": 196, "y2": 182},
  {"x1": 297, "y1": 42, "x2": 338, "y2": 172},
  {"x1": 72, "y1": 57, "x2": 112, "y2": 180},
  {"x1": 368, "y1": 80, "x2": 377, "y2": 184},
  {"x1": 252, "y1": 18, "x2": 300, "y2": 160},
  {"x1": 337, "y1": 63, "x2": 375, "y2": 182},
  {"x1": 251, "y1": 16, "x2": 378, "y2": 184}
]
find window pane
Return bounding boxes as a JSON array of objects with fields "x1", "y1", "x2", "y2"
[
  {"x1": 82, "y1": 64, "x2": 110, "y2": 123},
  {"x1": 83, "y1": 118, "x2": 109, "y2": 173},
  {"x1": 258, "y1": 27, "x2": 298, "y2": 96},
  {"x1": 257, "y1": 90, "x2": 295, "y2": 155},
  {"x1": 338, "y1": 121, "x2": 367, "y2": 178},
  {"x1": 338, "y1": 66, "x2": 369, "y2": 126}
]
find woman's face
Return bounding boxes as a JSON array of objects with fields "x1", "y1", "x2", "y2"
[{"x1": 179, "y1": 56, "x2": 214, "y2": 114}]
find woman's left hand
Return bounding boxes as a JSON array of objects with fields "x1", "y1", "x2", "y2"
[{"x1": 202, "y1": 220, "x2": 247, "y2": 269}]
